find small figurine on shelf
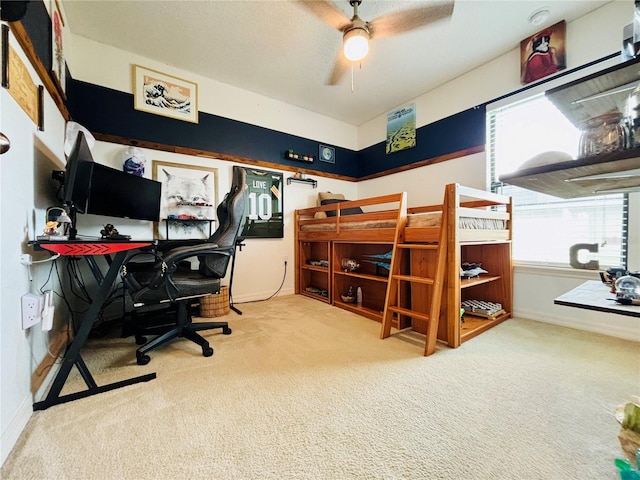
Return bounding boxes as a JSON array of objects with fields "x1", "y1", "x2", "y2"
[
  {"x1": 341, "y1": 258, "x2": 359, "y2": 272},
  {"x1": 341, "y1": 286, "x2": 356, "y2": 303}
]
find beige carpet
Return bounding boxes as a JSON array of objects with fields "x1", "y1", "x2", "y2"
[{"x1": 2, "y1": 295, "x2": 639, "y2": 479}]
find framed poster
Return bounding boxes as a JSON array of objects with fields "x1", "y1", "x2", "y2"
[
  {"x1": 153, "y1": 160, "x2": 218, "y2": 240},
  {"x1": 386, "y1": 103, "x2": 416, "y2": 154},
  {"x1": 520, "y1": 20, "x2": 566, "y2": 85},
  {"x1": 133, "y1": 65, "x2": 198, "y2": 123},
  {"x1": 51, "y1": 1, "x2": 66, "y2": 96},
  {"x1": 241, "y1": 167, "x2": 283, "y2": 239}
]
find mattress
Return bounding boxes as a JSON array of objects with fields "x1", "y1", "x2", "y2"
[{"x1": 300, "y1": 212, "x2": 506, "y2": 231}]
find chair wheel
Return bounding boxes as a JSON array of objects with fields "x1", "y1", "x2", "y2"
[
  {"x1": 203, "y1": 346, "x2": 214, "y2": 357},
  {"x1": 223, "y1": 326, "x2": 232, "y2": 335},
  {"x1": 135, "y1": 335, "x2": 147, "y2": 345},
  {"x1": 137, "y1": 354, "x2": 151, "y2": 365}
]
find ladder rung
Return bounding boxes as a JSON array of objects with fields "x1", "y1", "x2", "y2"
[
  {"x1": 392, "y1": 274, "x2": 434, "y2": 285},
  {"x1": 397, "y1": 244, "x2": 438, "y2": 250},
  {"x1": 388, "y1": 306, "x2": 431, "y2": 322}
]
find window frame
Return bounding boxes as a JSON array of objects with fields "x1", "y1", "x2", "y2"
[{"x1": 485, "y1": 56, "x2": 631, "y2": 270}]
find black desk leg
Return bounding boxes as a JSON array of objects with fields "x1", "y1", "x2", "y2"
[{"x1": 33, "y1": 251, "x2": 156, "y2": 411}]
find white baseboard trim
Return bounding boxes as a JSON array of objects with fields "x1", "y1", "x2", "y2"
[
  {"x1": 514, "y1": 308, "x2": 640, "y2": 342},
  {"x1": 1, "y1": 395, "x2": 32, "y2": 466},
  {"x1": 230, "y1": 287, "x2": 295, "y2": 305}
]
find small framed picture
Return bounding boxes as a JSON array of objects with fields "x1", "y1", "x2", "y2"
[
  {"x1": 133, "y1": 65, "x2": 198, "y2": 123},
  {"x1": 319, "y1": 144, "x2": 335, "y2": 163},
  {"x1": 520, "y1": 20, "x2": 566, "y2": 85}
]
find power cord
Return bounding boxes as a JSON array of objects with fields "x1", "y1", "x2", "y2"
[{"x1": 234, "y1": 260, "x2": 287, "y2": 305}]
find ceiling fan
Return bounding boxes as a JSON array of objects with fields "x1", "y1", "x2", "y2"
[{"x1": 298, "y1": 0, "x2": 455, "y2": 85}]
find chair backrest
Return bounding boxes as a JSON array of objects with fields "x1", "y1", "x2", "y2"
[{"x1": 198, "y1": 166, "x2": 246, "y2": 277}]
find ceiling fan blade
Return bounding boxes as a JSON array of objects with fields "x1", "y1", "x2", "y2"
[
  {"x1": 327, "y1": 53, "x2": 350, "y2": 85},
  {"x1": 369, "y1": 0, "x2": 454, "y2": 39},
  {"x1": 296, "y1": 0, "x2": 352, "y2": 31}
]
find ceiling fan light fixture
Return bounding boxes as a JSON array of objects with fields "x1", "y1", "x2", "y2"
[{"x1": 343, "y1": 27, "x2": 369, "y2": 62}]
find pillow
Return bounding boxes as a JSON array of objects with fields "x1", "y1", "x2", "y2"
[
  {"x1": 320, "y1": 198, "x2": 363, "y2": 217},
  {"x1": 314, "y1": 211, "x2": 328, "y2": 219},
  {"x1": 317, "y1": 191, "x2": 345, "y2": 206}
]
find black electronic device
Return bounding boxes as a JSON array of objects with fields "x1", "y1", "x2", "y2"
[
  {"x1": 62, "y1": 131, "x2": 95, "y2": 239},
  {"x1": 87, "y1": 163, "x2": 161, "y2": 222}
]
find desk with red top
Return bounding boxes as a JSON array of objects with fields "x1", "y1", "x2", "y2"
[{"x1": 33, "y1": 240, "x2": 157, "y2": 411}]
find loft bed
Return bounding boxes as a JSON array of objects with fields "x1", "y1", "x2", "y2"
[
  {"x1": 295, "y1": 184, "x2": 511, "y2": 244},
  {"x1": 294, "y1": 183, "x2": 513, "y2": 350}
]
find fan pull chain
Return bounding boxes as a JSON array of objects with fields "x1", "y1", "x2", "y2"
[{"x1": 351, "y1": 63, "x2": 354, "y2": 92}]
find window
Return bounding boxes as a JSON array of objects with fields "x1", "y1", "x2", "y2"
[{"x1": 487, "y1": 94, "x2": 628, "y2": 269}]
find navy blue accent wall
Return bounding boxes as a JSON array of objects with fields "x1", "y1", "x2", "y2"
[
  {"x1": 67, "y1": 79, "x2": 361, "y2": 177},
  {"x1": 359, "y1": 107, "x2": 486, "y2": 177},
  {"x1": 67, "y1": 80, "x2": 486, "y2": 179}
]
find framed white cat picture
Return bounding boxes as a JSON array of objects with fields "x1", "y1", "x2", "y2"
[{"x1": 153, "y1": 160, "x2": 218, "y2": 240}]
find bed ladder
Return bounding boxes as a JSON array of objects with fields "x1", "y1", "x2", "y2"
[{"x1": 379, "y1": 203, "x2": 448, "y2": 356}]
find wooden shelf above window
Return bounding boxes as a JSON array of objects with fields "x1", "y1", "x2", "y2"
[
  {"x1": 499, "y1": 148, "x2": 640, "y2": 198},
  {"x1": 500, "y1": 56, "x2": 640, "y2": 199}
]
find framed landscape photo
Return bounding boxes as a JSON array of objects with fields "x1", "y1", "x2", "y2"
[
  {"x1": 153, "y1": 160, "x2": 217, "y2": 240},
  {"x1": 241, "y1": 167, "x2": 284, "y2": 239},
  {"x1": 133, "y1": 65, "x2": 198, "y2": 123}
]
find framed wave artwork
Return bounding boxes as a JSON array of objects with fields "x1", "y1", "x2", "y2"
[{"x1": 133, "y1": 65, "x2": 198, "y2": 123}]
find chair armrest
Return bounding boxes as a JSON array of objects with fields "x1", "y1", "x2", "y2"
[{"x1": 161, "y1": 243, "x2": 233, "y2": 267}]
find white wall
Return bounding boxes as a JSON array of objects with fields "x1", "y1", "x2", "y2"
[{"x1": 1, "y1": 28, "x2": 69, "y2": 464}]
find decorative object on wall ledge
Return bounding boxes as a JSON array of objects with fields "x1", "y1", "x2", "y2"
[
  {"x1": 133, "y1": 65, "x2": 198, "y2": 123},
  {"x1": 1, "y1": 24, "x2": 8, "y2": 88},
  {"x1": 386, "y1": 103, "x2": 416, "y2": 154},
  {"x1": 242, "y1": 167, "x2": 284, "y2": 239},
  {"x1": 287, "y1": 176, "x2": 317, "y2": 188},
  {"x1": 121, "y1": 146, "x2": 146, "y2": 176},
  {"x1": 152, "y1": 160, "x2": 218, "y2": 240},
  {"x1": 520, "y1": 20, "x2": 566, "y2": 85},
  {"x1": 285, "y1": 150, "x2": 315, "y2": 162},
  {"x1": 319, "y1": 144, "x2": 335, "y2": 163}
]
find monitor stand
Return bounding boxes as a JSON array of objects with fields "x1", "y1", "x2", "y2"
[{"x1": 67, "y1": 204, "x2": 78, "y2": 240}]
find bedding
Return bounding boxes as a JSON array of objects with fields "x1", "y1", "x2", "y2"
[{"x1": 300, "y1": 211, "x2": 506, "y2": 231}]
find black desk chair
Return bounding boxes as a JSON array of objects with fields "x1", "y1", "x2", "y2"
[{"x1": 124, "y1": 166, "x2": 246, "y2": 365}]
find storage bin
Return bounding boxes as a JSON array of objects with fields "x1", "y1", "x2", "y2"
[{"x1": 199, "y1": 286, "x2": 230, "y2": 317}]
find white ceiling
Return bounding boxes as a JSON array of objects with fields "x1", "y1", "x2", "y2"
[{"x1": 62, "y1": 0, "x2": 613, "y2": 126}]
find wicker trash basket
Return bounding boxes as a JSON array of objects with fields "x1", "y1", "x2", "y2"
[{"x1": 200, "y1": 286, "x2": 230, "y2": 317}]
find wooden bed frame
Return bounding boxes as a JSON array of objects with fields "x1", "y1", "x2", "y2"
[{"x1": 294, "y1": 184, "x2": 513, "y2": 350}]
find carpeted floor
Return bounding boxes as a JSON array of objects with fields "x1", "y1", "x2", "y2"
[{"x1": 2, "y1": 295, "x2": 638, "y2": 479}]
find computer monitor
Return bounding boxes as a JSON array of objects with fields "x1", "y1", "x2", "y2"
[
  {"x1": 87, "y1": 163, "x2": 161, "y2": 222},
  {"x1": 63, "y1": 131, "x2": 95, "y2": 214},
  {"x1": 62, "y1": 131, "x2": 95, "y2": 239}
]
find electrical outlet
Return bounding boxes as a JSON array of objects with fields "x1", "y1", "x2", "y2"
[
  {"x1": 21, "y1": 293, "x2": 43, "y2": 329},
  {"x1": 20, "y1": 254, "x2": 32, "y2": 266},
  {"x1": 283, "y1": 256, "x2": 288, "y2": 265}
]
